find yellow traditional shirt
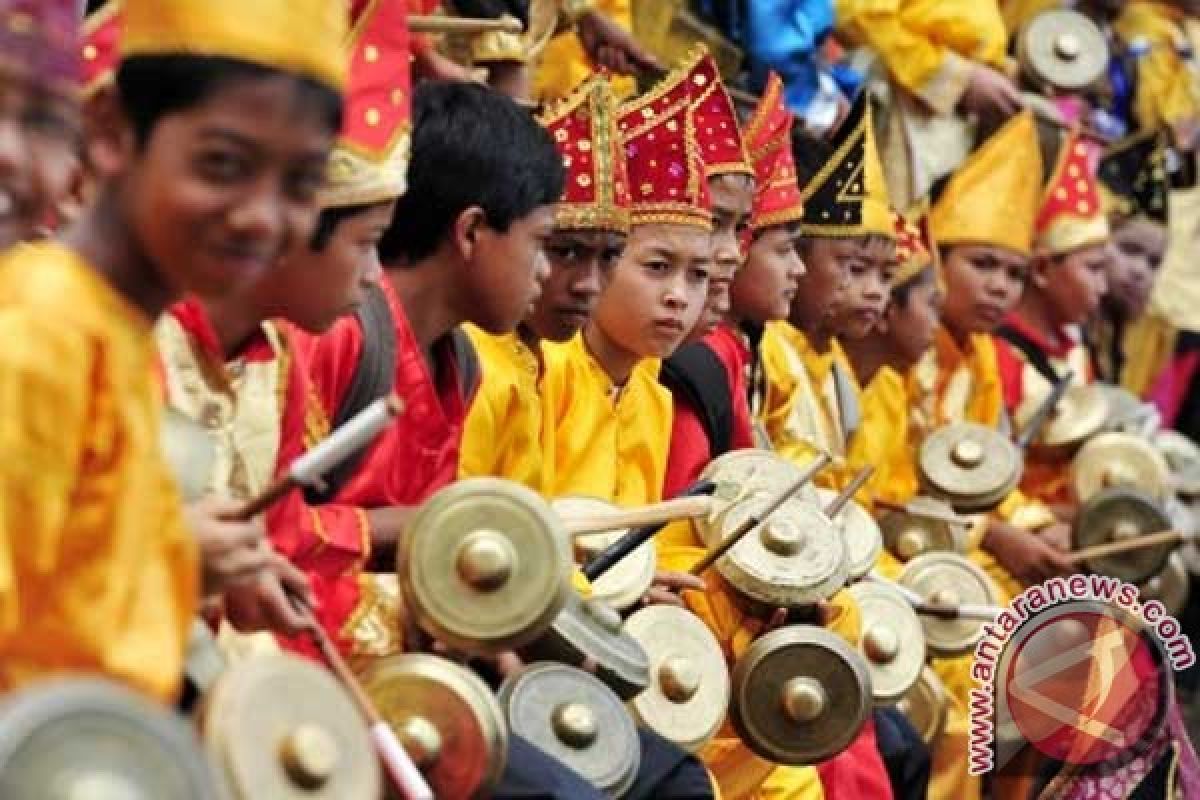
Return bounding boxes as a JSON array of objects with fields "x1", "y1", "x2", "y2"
[
  {"x1": 0, "y1": 243, "x2": 197, "y2": 703},
  {"x1": 835, "y1": 0, "x2": 1009, "y2": 114},
  {"x1": 534, "y1": 0, "x2": 636, "y2": 101},
  {"x1": 1114, "y1": 2, "x2": 1200, "y2": 136},
  {"x1": 459, "y1": 328, "x2": 549, "y2": 492},
  {"x1": 852, "y1": 365, "x2": 920, "y2": 508},
  {"x1": 541, "y1": 333, "x2": 671, "y2": 506}
]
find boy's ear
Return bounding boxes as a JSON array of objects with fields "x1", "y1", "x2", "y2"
[
  {"x1": 452, "y1": 205, "x2": 487, "y2": 262},
  {"x1": 83, "y1": 87, "x2": 136, "y2": 181}
]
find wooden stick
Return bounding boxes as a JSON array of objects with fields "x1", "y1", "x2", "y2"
[
  {"x1": 407, "y1": 14, "x2": 523, "y2": 34},
  {"x1": 232, "y1": 395, "x2": 403, "y2": 520},
  {"x1": 873, "y1": 497, "x2": 969, "y2": 527},
  {"x1": 1015, "y1": 371, "x2": 1074, "y2": 450},
  {"x1": 563, "y1": 495, "x2": 715, "y2": 536},
  {"x1": 824, "y1": 467, "x2": 874, "y2": 519},
  {"x1": 865, "y1": 573, "x2": 1003, "y2": 621},
  {"x1": 689, "y1": 453, "x2": 832, "y2": 576},
  {"x1": 1069, "y1": 530, "x2": 1183, "y2": 563}
]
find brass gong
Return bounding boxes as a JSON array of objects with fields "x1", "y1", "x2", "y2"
[
  {"x1": 847, "y1": 582, "x2": 927, "y2": 705},
  {"x1": 1071, "y1": 432, "x2": 1171, "y2": 504},
  {"x1": 729, "y1": 625, "x2": 872, "y2": 765},
  {"x1": 0, "y1": 678, "x2": 218, "y2": 800},
  {"x1": 520, "y1": 591, "x2": 651, "y2": 701},
  {"x1": 817, "y1": 488, "x2": 883, "y2": 579},
  {"x1": 918, "y1": 423, "x2": 1022, "y2": 512},
  {"x1": 623, "y1": 605, "x2": 730, "y2": 753},
  {"x1": 880, "y1": 496, "x2": 969, "y2": 562},
  {"x1": 896, "y1": 666, "x2": 949, "y2": 747},
  {"x1": 199, "y1": 654, "x2": 380, "y2": 800},
  {"x1": 399, "y1": 477, "x2": 572, "y2": 655},
  {"x1": 1073, "y1": 487, "x2": 1175, "y2": 584},
  {"x1": 553, "y1": 496, "x2": 656, "y2": 611},
  {"x1": 899, "y1": 553, "x2": 1002, "y2": 657},
  {"x1": 704, "y1": 493, "x2": 849, "y2": 608},
  {"x1": 698, "y1": 449, "x2": 819, "y2": 509},
  {"x1": 1155, "y1": 429, "x2": 1200, "y2": 497},
  {"x1": 1101, "y1": 385, "x2": 1158, "y2": 436},
  {"x1": 161, "y1": 408, "x2": 217, "y2": 501},
  {"x1": 499, "y1": 662, "x2": 641, "y2": 797},
  {"x1": 1017, "y1": 9, "x2": 1108, "y2": 91},
  {"x1": 1022, "y1": 384, "x2": 1110, "y2": 450},
  {"x1": 360, "y1": 653, "x2": 507, "y2": 800},
  {"x1": 1139, "y1": 552, "x2": 1190, "y2": 618}
]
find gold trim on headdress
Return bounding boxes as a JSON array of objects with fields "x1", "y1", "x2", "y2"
[{"x1": 120, "y1": 0, "x2": 347, "y2": 91}]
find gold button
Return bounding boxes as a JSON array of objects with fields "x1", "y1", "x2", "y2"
[
  {"x1": 83, "y1": 44, "x2": 98, "y2": 61},
  {"x1": 365, "y1": 45, "x2": 380, "y2": 63},
  {"x1": 365, "y1": 108, "x2": 381, "y2": 126}
]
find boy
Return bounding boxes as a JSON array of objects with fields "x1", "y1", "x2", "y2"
[
  {"x1": 0, "y1": 0, "x2": 346, "y2": 703},
  {"x1": 760, "y1": 92, "x2": 896, "y2": 498},
  {"x1": 994, "y1": 130, "x2": 1110, "y2": 507},
  {"x1": 0, "y1": 0, "x2": 81, "y2": 248},
  {"x1": 459, "y1": 74, "x2": 630, "y2": 493},
  {"x1": 157, "y1": 0, "x2": 408, "y2": 658},
  {"x1": 1091, "y1": 130, "x2": 1171, "y2": 394}
]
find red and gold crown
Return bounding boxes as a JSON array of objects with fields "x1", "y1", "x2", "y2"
[
  {"x1": 744, "y1": 73, "x2": 804, "y2": 232},
  {"x1": 1, "y1": 0, "x2": 81, "y2": 95},
  {"x1": 81, "y1": 2, "x2": 121, "y2": 96},
  {"x1": 893, "y1": 207, "x2": 935, "y2": 286},
  {"x1": 537, "y1": 75, "x2": 631, "y2": 233},
  {"x1": 318, "y1": 0, "x2": 410, "y2": 208},
  {"x1": 683, "y1": 46, "x2": 752, "y2": 179},
  {"x1": 1035, "y1": 129, "x2": 1110, "y2": 255},
  {"x1": 618, "y1": 65, "x2": 712, "y2": 230}
]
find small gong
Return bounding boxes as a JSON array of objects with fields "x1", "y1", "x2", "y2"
[
  {"x1": 1018, "y1": 9, "x2": 1109, "y2": 91},
  {"x1": 918, "y1": 423, "x2": 1022, "y2": 513},
  {"x1": 1139, "y1": 552, "x2": 1190, "y2": 618},
  {"x1": 847, "y1": 582, "x2": 927, "y2": 705},
  {"x1": 880, "y1": 496, "x2": 969, "y2": 562},
  {"x1": 817, "y1": 488, "x2": 883, "y2": 579},
  {"x1": 707, "y1": 493, "x2": 849, "y2": 608},
  {"x1": 1155, "y1": 429, "x2": 1200, "y2": 497},
  {"x1": 698, "y1": 449, "x2": 819, "y2": 509},
  {"x1": 729, "y1": 625, "x2": 872, "y2": 765},
  {"x1": 1022, "y1": 384, "x2": 1109, "y2": 450},
  {"x1": 0, "y1": 678, "x2": 218, "y2": 800},
  {"x1": 399, "y1": 478, "x2": 572, "y2": 655},
  {"x1": 498, "y1": 662, "x2": 641, "y2": 797},
  {"x1": 552, "y1": 496, "x2": 656, "y2": 611},
  {"x1": 896, "y1": 666, "x2": 949, "y2": 747},
  {"x1": 199, "y1": 654, "x2": 380, "y2": 800},
  {"x1": 1072, "y1": 432, "x2": 1171, "y2": 504},
  {"x1": 623, "y1": 605, "x2": 730, "y2": 752},
  {"x1": 1073, "y1": 487, "x2": 1175, "y2": 584},
  {"x1": 520, "y1": 592, "x2": 651, "y2": 701},
  {"x1": 360, "y1": 653, "x2": 507, "y2": 800},
  {"x1": 899, "y1": 553, "x2": 1002, "y2": 657}
]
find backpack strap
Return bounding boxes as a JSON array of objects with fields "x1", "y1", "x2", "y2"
[
  {"x1": 661, "y1": 342, "x2": 735, "y2": 457},
  {"x1": 994, "y1": 324, "x2": 1063, "y2": 387},
  {"x1": 304, "y1": 284, "x2": 397, "y2": 504}
]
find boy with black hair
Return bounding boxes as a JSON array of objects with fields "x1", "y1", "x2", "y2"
[
  {"x1": 0, "y1": 0, "x2": 347, "y2": 703},
  {"x1": 0, "y1": 0, "x2": 82, "y2": 248}
]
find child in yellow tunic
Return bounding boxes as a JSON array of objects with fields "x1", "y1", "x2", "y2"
[
  {"x1": 760, "y1": 92, "x2": 896, "y2": 502},
  {"x1": 1114, "y1": 1, "x2": 1200, "y2": 142},
  {"x1": 460, "y1": 76, "x2": 630, "y2": 493},
  {"x1": 0, "y1": 0, "x2": 346, "y2": 703}
]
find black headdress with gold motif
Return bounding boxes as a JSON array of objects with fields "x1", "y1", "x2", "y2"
[{"x1": 1098, "y1": 130, "x2": 1169, "y2": 225}]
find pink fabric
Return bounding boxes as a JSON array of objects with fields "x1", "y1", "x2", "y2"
[{"x1": 1148, "y1": 350, "x2": 1200, "y2": 428}]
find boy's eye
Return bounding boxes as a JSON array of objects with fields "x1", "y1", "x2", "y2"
[
  {"x1": 645, "y1": 260, "x2": 669, "y2": 274},
  {"x1": 196, "y1": 150, "x2": 251, "y2": 182},
  {"x1": 22, "y1": 106, "x2": 77, "y2": 144},
  {"x1": 285, "y1": 166, "x2": 325, "y2": 202},
  {"x1": 549, "y1": 245, "x2": 583, "y2": 262}
]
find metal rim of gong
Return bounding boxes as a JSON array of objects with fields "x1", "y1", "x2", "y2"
[
  {"x1": 498, "y1": 662, "x2": 641, "y2": 797},
  {"x1": 399, "y1": 477, "x2": 573, "y2": 655},
  {"x1": 359, "y1": 653, "x2": 508, "y2": 800},
  {"x1": 1072, "y1": 432, "x2": 1171, "y2": 504},
  {"x1": 880, "y1": 504, "x2": 962, "y2": 563},
  {"x1": 552, "y1": 495, "x2": 657, "y2": 612},
  {"x1": 519, "y1": 591, "x2": 651, "y2": 701},
  {"x1": 1100, "y1": 385, "x2": 1151, "y2": 434},
  {"x1": 0, "y1": 678, "x2": 218, "y2": 800},
  {"x1": 1018, "y1": 9, "x2": 1108, "y2": 91},
  {"x1": 199, "y1": 654, "x2": 380, "y2": 800},
  {"x1": 623, "y1": 605, "x2": 731, "y2": 753},
  {"x1": 899, "y1": 552, "x2": 1001, "y2": 657},
  {"x1": 697, "y1": 450, "x2": 819, "y2": 523},
  {"x1": 896, "y1": 666, "x2": 949, "y2": 747},
  {"x1": 713, "y1": 495, "x2": 849, "y2": 608},
  {"x1": 847, "y1": 582, "x2": 927, "y2": 705},
  {"x1": 1154, "y1": 429, "x2": 1200, "y2": 496},
  {"x1": 1073, "y1": 486, "x2": 1174, "y2": 584},
  {"x1": 1027, "y1": 385, "x2": 1110, "y2": 450},
  {"x1": 918, "y1": 423, "x2": 1022, "y2": 513},
  {"x1": 816, "y1": 488, "x2": 883, "y2": 579},
  {"x1": 729, "y1": 625, "x2": 873, "y2": 766},
  {"x1": 1138, "y1": 552, "x2": 1190, "y2": 618}
]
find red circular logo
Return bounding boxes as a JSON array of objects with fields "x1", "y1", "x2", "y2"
[{"x1": 1000, "y1": 602, "x2": 1168, "y2": 767}]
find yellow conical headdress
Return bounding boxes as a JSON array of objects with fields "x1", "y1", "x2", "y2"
[
  {"x1": 121, "y1": 0, "x2": 347, "y2": 92},
  {"x1": 930, "y1": 111, "x2": 1044, "y2": 258}
]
